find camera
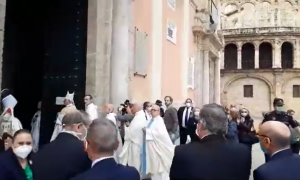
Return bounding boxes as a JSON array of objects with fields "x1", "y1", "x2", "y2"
[{"x1": 120, "y1": 100, "x2": 130, "y2": 115}]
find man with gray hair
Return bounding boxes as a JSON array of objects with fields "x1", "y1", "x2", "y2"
[
  {"x1": 254, "y1": 121, "x2": 300, "y2": 180},
  {"x1": 70, "y1": 118, "x2": 140, "y2": 180},
  {"x1": 31, "y1": 110, "x2": 91, "y2": 180},
  {"x1": 170, "y1": 103, "x2": 251, "y2": 180}
]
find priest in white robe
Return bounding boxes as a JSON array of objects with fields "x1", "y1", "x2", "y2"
[
  {"x1": 119, "y1": 103, "x2": 147, "y2": 173},
  {"x1": 84, "y1": 94, "x2": 98, "y2": 120},
  {"x1": 0, "y1": 93, "x2": 22, "y2": 137},
  {"x1": 31, "y1": 101, "x2": 41, "y2": 152},
  {"x1": 142, "y1": 105, "x2": 175, "y2": 180},
  {"x1": 103, "y1": 104, "x2": 123, "y2": 162},
  {"x1": 50, "y1": 91, "x2": 77, "y2": 141}
]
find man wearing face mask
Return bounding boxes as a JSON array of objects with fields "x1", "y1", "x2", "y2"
[
  {"x1": 31, "y1": 110, "x2": 92, "y2": 180},
  {"x1": 262, "y1": 98, "x2": 300, "y2": 162},
  {"x1": 177, "y1": 98, "x2": 193, "y2": 144},
  {"x1": 254, "y1": 121, "x2": 300, "y2": 180}
]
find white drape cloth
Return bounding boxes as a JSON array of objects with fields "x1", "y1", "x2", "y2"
[
  {"x1": 86, "y1": 103, "x2": 98, "y2": 121},
  {"x1": 31, "y1": 110, "x2": 41, "y2": 152},
  {"x1": 106, "y1": 113, "x2": 123, "y2": 163},
  {"x1": 142, "y1": 116, "x2": 174, "y2": 180},
  {"x1": 119, "y1": 110, "x2": 147, "y2": 172},
  {"x1": 0, "y1": 108, "x2": 22, "y2": 137}
]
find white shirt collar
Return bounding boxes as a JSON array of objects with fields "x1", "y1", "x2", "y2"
[{"x1": 91, "y1": 156, "x2": 114, "y2": 167}]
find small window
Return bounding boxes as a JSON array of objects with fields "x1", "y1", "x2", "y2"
[
  {"x1": 243, "y1": 85, "x2": 253, "y2": 98},
  {"x1": 293, "y1": 85, "x2": 300, "y2": 98},
  {"x1": 167, "y1": 0, "x2": 176, "y2": 10},
  {"x1": 167, "y1": 20, "x2": 177, "y2": 44}
]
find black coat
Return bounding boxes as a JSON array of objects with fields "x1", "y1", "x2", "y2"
[
  {"x1": 0, "y1": 148, "x2": 33, "y2": 180},
  {"x1": 31, "y1": 133, "x2": 91, "y2": 180},
  {"x1": 254, "y1": 149, "x2": 300, "y2": 180},
  {"x1": 70, "y1": 158, "x2": 140, "y2": 180},
  {"x1": 177, "y1": 106, "x2": 193, "y2": 129},
  {"x1": 170, "y1": 134, "x2": 251, "y2": 180}
]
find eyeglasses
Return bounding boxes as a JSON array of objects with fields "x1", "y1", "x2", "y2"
[
  {"x1": 151, "y1": 109, "x2": 159, "y2": 112},
  {"x1": 240, "y1": 111, "x2": 247, "y2": 113}
]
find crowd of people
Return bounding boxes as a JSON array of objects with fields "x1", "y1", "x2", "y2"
[{"x1": 0, "y1": 89, "x2": 300, "y2": 180}]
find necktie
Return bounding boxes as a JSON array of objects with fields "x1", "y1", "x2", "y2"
[{"x1": 185, "y1": 108, "x2": 189, "y2": 124}]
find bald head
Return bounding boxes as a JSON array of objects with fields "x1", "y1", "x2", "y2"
[
  {"x1": 260, "y1": 121, "x2": 291, "y2": 149},
  {"x1": 131, "y1": 103, "x2": 142, "y2": 114},
  {"x1": 103, "y1": 104, "x2": 114, "y2": 113},
  {"x1": 87, "y1": 118, "x2": 118, "y2": 153}
]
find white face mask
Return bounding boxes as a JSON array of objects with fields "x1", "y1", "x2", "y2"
[
  {"x1": 186, "y1": 103, "x2": 191, "y2": 107},
  {"x1": 241, "y1": 113, "x2": 248, "y2": 117},
  {"x1": 13, "y1": 145, "x2": 32, "y2": 159}
]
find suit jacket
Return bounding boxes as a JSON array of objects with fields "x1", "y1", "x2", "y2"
[
  {"x1": 31, "y1": 132, "x2": 91, "y2": 180},
  {"x1": 177, "y1": 106, "x2": 193, "y2": 129},
  {"x1": 170, "y1": 134, "x2": 251, "y2": 180},
  {"x1": 253, "y1": 149, "x2": 300, "y2": 180},
  {"x1": 0, "y1": 148, "x2": 33, "y2": 180},
  {"x1": 70, "y1": 158, "x2": 140, "y2": 180}
]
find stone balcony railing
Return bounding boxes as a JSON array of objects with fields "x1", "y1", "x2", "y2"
[{"x1": 222, "y1": 27, "x2": 300, "y2": 36}]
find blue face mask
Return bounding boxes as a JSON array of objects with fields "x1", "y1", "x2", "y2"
[{"x1": 260, "y1": 142, "x2": 268, "y2": 153}]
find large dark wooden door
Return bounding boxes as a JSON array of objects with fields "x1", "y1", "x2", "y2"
[{"x1": 39, "y1": 0, "x2": 88, "y2": 145}]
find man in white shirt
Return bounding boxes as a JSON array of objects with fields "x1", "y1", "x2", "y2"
[
  {"x1": 103, "y1": 103, "x2": 123, "y2": 162},
  {"x1": 142, "y1": 105, "x2": 174, "y2": 180},
  {"x1": 119, "y1": 103, "x2": 147, "y2": 174},
  {"x1": 177, "y1": 98, "x2": 193, "y2": 144},
  {"x1": 84, "y1": 94, "x2": 98, "y2": 121}
]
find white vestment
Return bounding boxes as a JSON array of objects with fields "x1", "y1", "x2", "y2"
[
  {"x1": 106, "y1": 113, "x2": 123, "y2": 163},
  {"x1": 0, "y1": 109, "x2": 22, "y2": 137},
  {"x1": 31, "y1": 110, "x2": 41, "y2": 152},
  {"x1": 142, "y1": 116, "x2": 174, "y2": 180},
  {"x1": 50, "y1": 104, "x2": 77, "y2": 141},
  {"x1": 119, "y1": 110, "x2": 147, "y2": 172},
  {"x1": 86, "y1": 103, "x2": 98, "y2": 121}
]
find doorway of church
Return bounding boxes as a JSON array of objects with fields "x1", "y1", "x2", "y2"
[{"x1": 2, "y1": 0, "x2": 87, "y2": 146}]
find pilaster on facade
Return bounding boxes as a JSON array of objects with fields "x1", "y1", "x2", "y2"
[
  {"x1": 220, "y1": 49, "x2": 224, "y2": 69},
  {"x1": 237, "y1": 47, "x2": 242, "y2": 69},
  {"x1": 214, "y1": 57, "x2": 221, "y2": 104},
  {"x1": 203, "y1": 50, "x2": 210, "y2": 104},
  {"x1": 255, "y1": 48, "x2": 259, "y2": 69},
  {"x1": 274, "y1": 39, "x2": 281, "y2": 68}
]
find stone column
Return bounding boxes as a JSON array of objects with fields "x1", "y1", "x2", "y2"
[
  {"x1": 0, "y1": 0, "x2": 6, "y2": 100},
  {"x1": 220, "y1": 49, "x2": 224, "y2": 69},
  {"x1": 151, "y1": 0, "x2": 163, "y2": 101},
  {"x1": 214, "y1": 58, "x2": 220, "y2": 104},
  {"x1": 294, "y1": 41, "x2": 299, "y2": 68},
  {"x1": 274, "y1": 40, "x2": 281, "y2": 68},
  {"x1": 194, "y1": 48, "x2": 203, "y2": 107},
  {"x1": 128, "y1": 0, "x2": 134, "y2": 100},
  {"x1": 86, "y1": 0, "x2": 113, "y2": 106},
  {"x1": 203, "y1": 50, "x2": 210, "y2": 105},
  {"x1": 237, "y1": 47, "x2": 242, "y2": 69},
  {"x1": 255, "y1": 47, "x2": 259, "y2": 68},
  {"x1": 110, "y1": 0, "x2": 130, "y2": 106}
]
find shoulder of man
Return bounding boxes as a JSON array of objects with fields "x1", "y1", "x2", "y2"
[
  {"x1": 60, "y1": 106, "x2": 77, "y2": 114},
  {"x1": 263, "y1": 111, "x2": 275, "y2": 121}
]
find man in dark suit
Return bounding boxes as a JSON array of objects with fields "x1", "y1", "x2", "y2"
[
  {"x1": 254, "y1": 121, "x2": 300, "y2": 180},
  {"x1": 170, "y1": 103, "x2": 251, "y2": 180},
  {"x1": 70, "y1": 118, "x2": 140, "y2": 180},
  {"x1": 31, "y1": 110, "x2": 92, "y2": 180},
  {"x1": 177, "y1": 98, "x2": 193, "y2": 144}
]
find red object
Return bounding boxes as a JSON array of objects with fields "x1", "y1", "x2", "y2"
[{"x1": 6, "y1": 108, "x2": 11, "y2": 115}]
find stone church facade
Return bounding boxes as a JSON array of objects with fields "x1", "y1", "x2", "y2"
[{"x1": 220, "y1": 0, "x2": 300, "y2": 119}]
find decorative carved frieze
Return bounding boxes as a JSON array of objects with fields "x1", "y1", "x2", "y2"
[{"x1": 222, "y1": 27, "x2": 300, "y2": 36}]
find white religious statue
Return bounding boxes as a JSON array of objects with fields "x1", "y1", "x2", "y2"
[
  {"x1": 31, "y1": 101, "x2": 41, "y2": 152},
  {"x1": 104, "y1": 104, "x2": 123, "y2": 163},
  {"x1": 141, "y1": 105, "x2": 174, "y2": 180},
  {"x1": 119, "y1": 104, "x2": 147, "y2": 175},
  {"x1": 84, "y1": 95, "x2": 98, "y2": 121},
  {"x1": 50, "y1": 91, "x2": 77, "y2": 141},
  {"x1": 0, "y1": 94, "x2": 22, "y2": 137}
]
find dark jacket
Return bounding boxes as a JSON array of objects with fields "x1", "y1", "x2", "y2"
[
  {"x1": 237, "y1": 118, "x2": 254, "y2": 144},
  {"x1": 170, "y1": 134, "x2": 251, "y2": 180},
  {"x1": 186, "y1": 115, "x2": 199, "y2": 142},
  {"x1": 177, "y1": 106, "x2": 193, "y2": 129},
  {"x1": 70, "y1": 158, "x2": 140, "y2": 180},
  {"x1": 227, "y1": 120, "x2": 239, "y2": 143},
  {"x1": 0, "y1": 148, "x2": 33, "y2": 180},
  {"x1": 253, "y1": 149, "x2": 300, "y2": 180},
  {"x1": 163, "y1": 106, "x2": 178, "y2": 132},
  {"x1": 31, "y1": 132, "x2": 91, "y2": 180}
]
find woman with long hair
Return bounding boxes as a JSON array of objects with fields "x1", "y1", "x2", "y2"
[
  {"x1": 237, "y1": 107, "x2": 254, "y2": 150},
  {"x1": 0, "y1": 129, "x2": 33, "y2": 180},
  {"x1": 226, "y1": 109, "x2": 239, "y2": 143}
]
